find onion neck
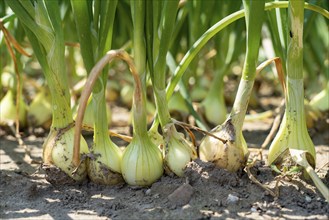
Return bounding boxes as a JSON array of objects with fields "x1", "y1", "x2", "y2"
[
  {"x1": 230, "y1": 0, "x2": 265, "y2": 132},
  {"x1": 153, "y1": 87, "x2": 172, "y2": 127},
  {"x1": 47, "y1": 72, "x2": 73, "y2": 129},
  {"x1": 132, "y1": 73, "x2": 149, "y2": 139},
  {"x1": 285, "y1": 77, "x2": 315, "y2": 164},
  {"x1": 230, "y1": 79, "x2": 254, "y2": 133},
  {"x1": 92, "y1": 85, "x2": 111, "y2": 146}
]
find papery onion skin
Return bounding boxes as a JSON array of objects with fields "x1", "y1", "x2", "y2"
[
  {"x1": 43, "y1": 127, "x2": 88, "y2": 182},
  {"x1": 199, "y1": 120, "x2": 248, "y2": 172}
]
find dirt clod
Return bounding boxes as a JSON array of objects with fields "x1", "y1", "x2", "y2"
[
  {"x1": 168, "y1": 183, "x2": 194, "y2": 206},
  {"x1": 42, "y1": 164, "x2": 78, "y2": 186}
]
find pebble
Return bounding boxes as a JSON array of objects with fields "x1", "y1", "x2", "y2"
[
  {"x1": 168, "y1": 183, "x2": 194, "y2": 206},
  {"x1": 153, "y1": 193, "x2": 159, "y2": 199},
  {"x1": 182, "y1": 204, "x2": 191, "y2": 210},
  {"x1": 226, "y1": 194, "x2": 239, "y2": 205},
  {"x1": 145, "y1": 189, "x2": 152, "y2": 195},
  {"x1": 214, "y1": 199, "x2": 222, "y2": 207},
  {"x1": 250, "y1": 207, "x2": 257, "y2": 212},
  {"x1": 27, "y1": 135, "x2": 37, "y2": 141},
  {"x1": 266, "y1": 209, "x2": 279, "y2": 216},
  {"x1": 305, "y1": 195, "x2": 312, "y2": 203}
]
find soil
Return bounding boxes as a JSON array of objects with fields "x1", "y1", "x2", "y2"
[{"x1": 1, "y1": 105, "x2": 329, "y2": 220}]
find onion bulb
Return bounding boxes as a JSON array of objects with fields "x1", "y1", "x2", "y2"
[
  {"x1": 202, "y1": 93, "x2": 227, "y2": 125},
  {"x1": 309, "y1": 82, "x2": 329, "y2": 112},
  {"x1": 87, "y1": 139, "x2": 123, "y2": 185},
  {"x1": 120, "y1": 84, "x2": 133, "y2": 107},
  {"x1": 1, "y1": 71, "x2": 16, "y2": 89},
  {"x1": 199, "y1": 118, "x2": 248, "y2": 172},
  {"x1": 43, "y1": 127, "x2": 89, "y2": 183},
  {"x1": 164, "y1": 124, "x2": 197, "y2": 176},
  {"x1": 199, "y1": 0, "x2": 265, "y2": 173},
  {"x1": 27, "y1": 88, "x2": 52, "y2": 127},
  {"x1": 0, "y1": 90, "x2": 27, "y2": 127},
  {"x1": 87, "y1": 90, "x2": 123, "y2": 185},
  {"x1": 121, "y1": 134, "x2": 163, "y2": 186}
]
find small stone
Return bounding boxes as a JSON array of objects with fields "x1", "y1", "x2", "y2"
[
  {"x1": 250, "y1": 207, "x2": 257, "y2": 212},
  {"x1": 168, "y1": 183, "x2": 194, "y2": 206},
  {"x1": 145, "y1": 189, "x2": 152, "y2": 195},
  {"x1": 214, "y1": 199, "x2": 222, "y2": 207},
  {"x1": 153, "y1": 193, "x2": 159, "y2": 199},
  {"x1": 266, "y1": 209, "x2": 279, "y2": 216},
  {"x1": 27, "y1": 135, "x2": 37, "y2": 141},
  {"x1": 305, "y1": 195, "x2": 312, "y2": 203},
  {"x1": 226, "y1": 194, "x2": 239, "y2": 205},
  {"x1": 182, "y1": 204, "x2": 191, "y2": 210}
]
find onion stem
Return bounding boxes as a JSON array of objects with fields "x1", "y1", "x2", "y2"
[
  {"x1": 199, "y1": 0, "x2": 265, "y2": 172},
  {"x1": 152, "y1": 0, "x2": 179, "y2": 127},
  {"x1": 6, "y1": 0, "x2": 90, "y2": 182}
]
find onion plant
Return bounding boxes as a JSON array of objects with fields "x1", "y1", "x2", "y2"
[
  {"x1": 146, "y1": 0, "x2": 198, "y2": 177},
  {"x1": 6, "y1": 0, "x2": 89, "y2": 183},
  {"x1": 199, "y1": 0, "x2": 265, "y2": 172},
  {"x1": 268, "y1": 0, "x2": 329, "y2": 201},
  {"x1": 119, "y1": 0, "x2": 164, "y2": 186},
  {"x1": 71, "y1": 0, "x2": 123, "y2": 185}
]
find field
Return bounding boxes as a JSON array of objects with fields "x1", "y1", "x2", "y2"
[{"x1": 1, "y1": 1, "x2": 328, "y2": 219}]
